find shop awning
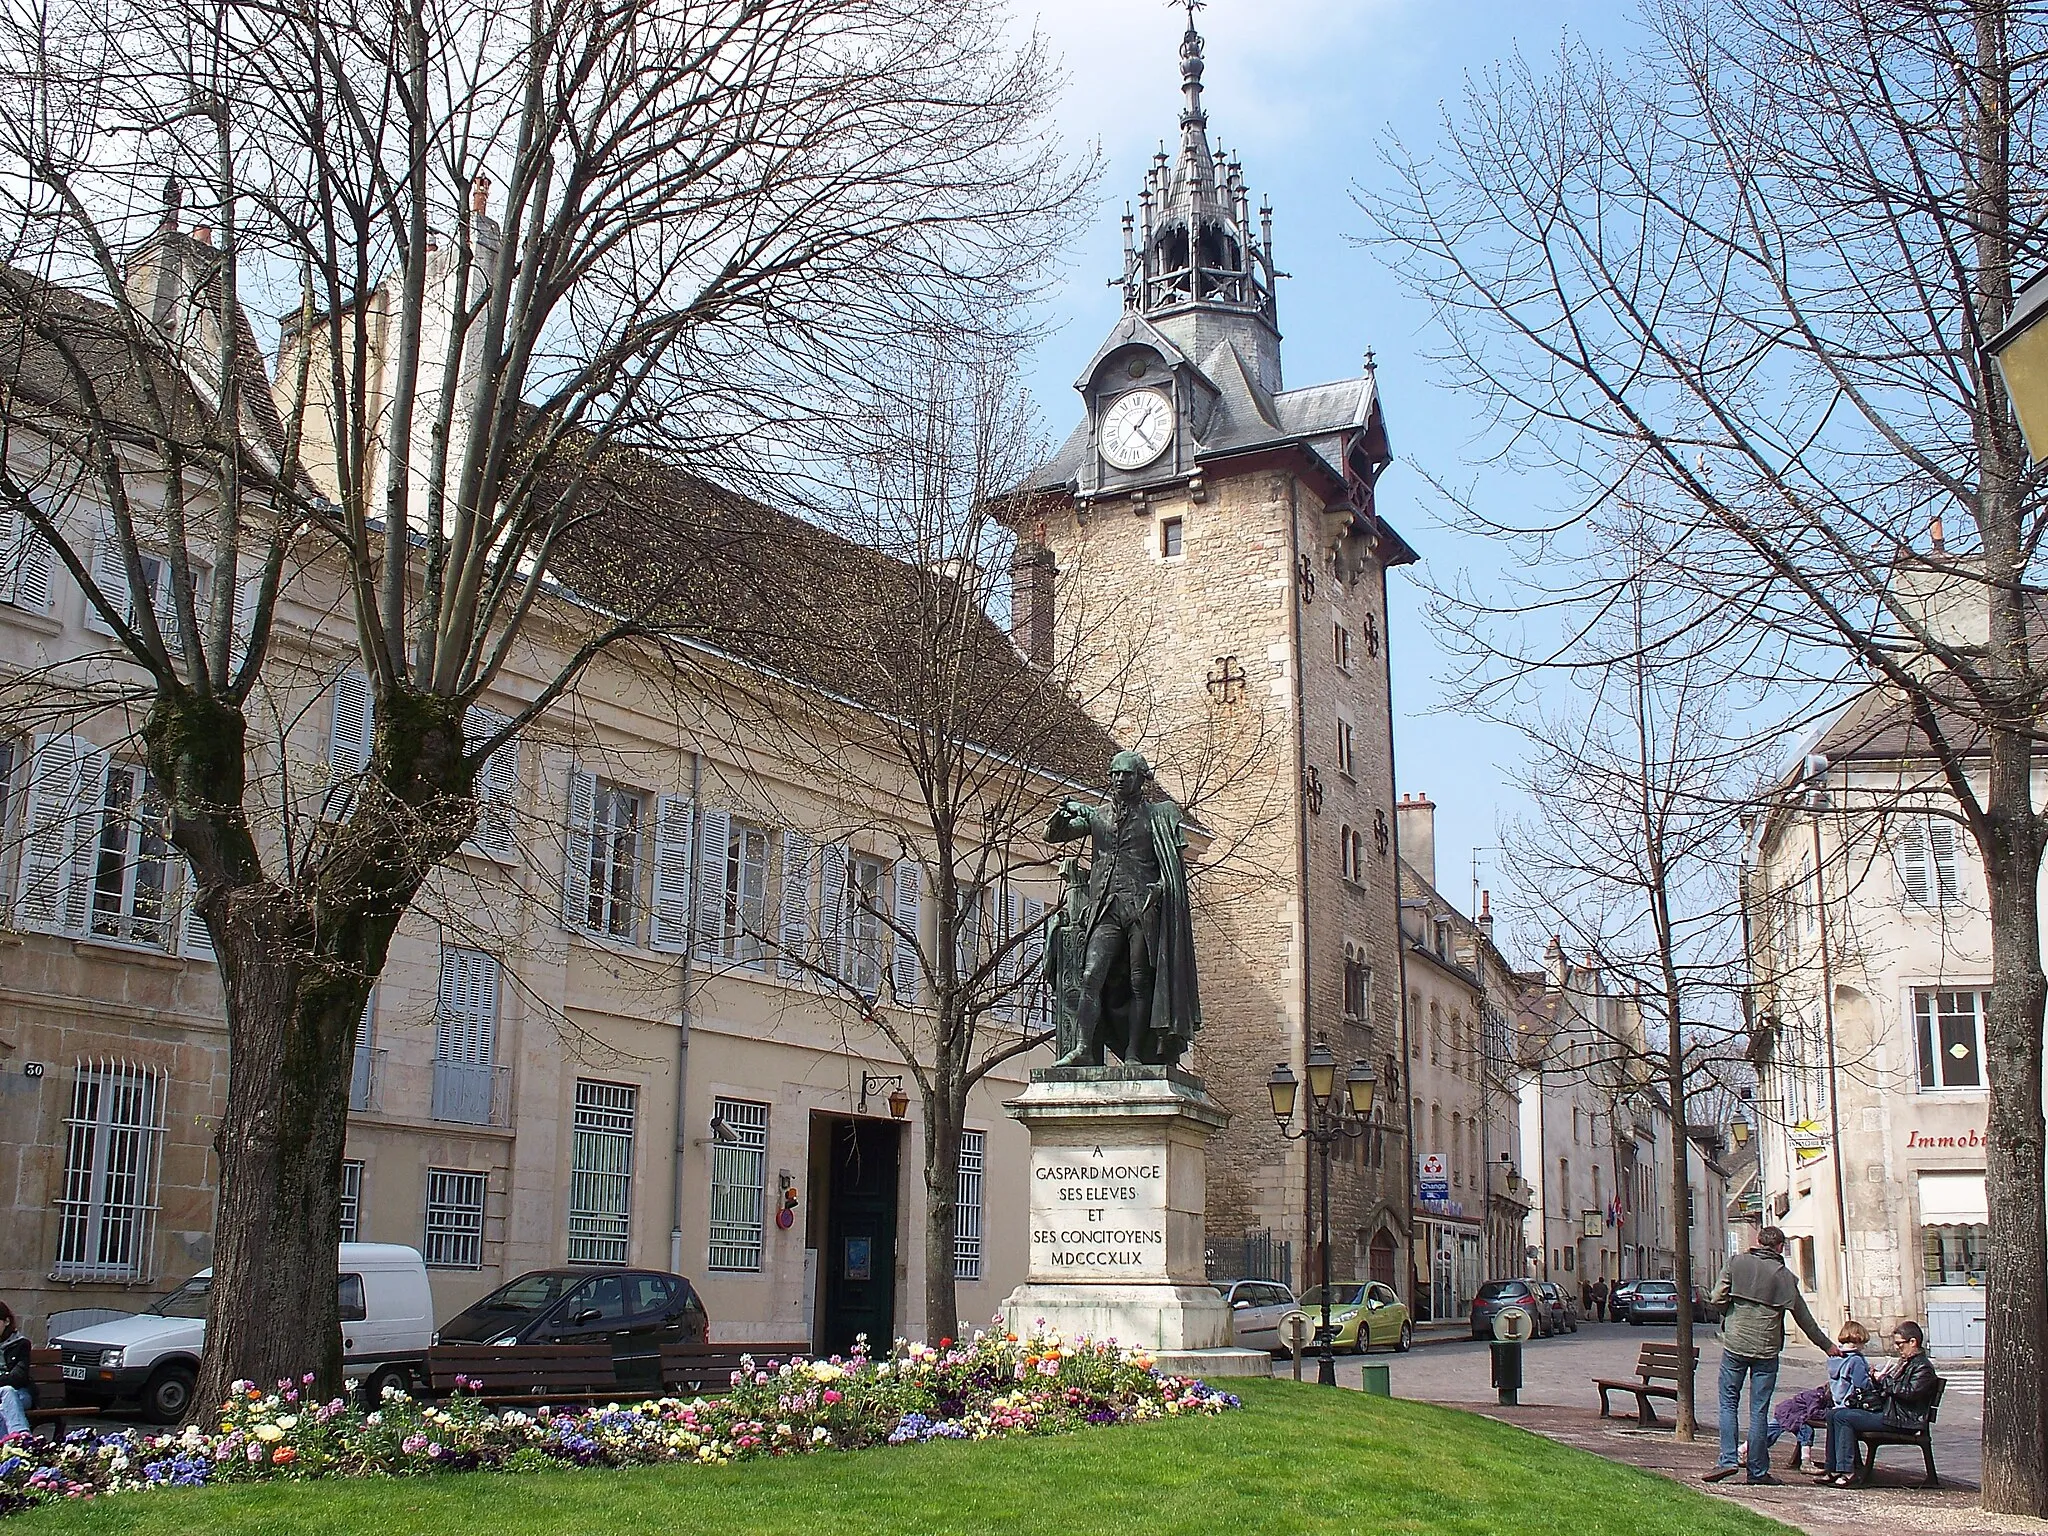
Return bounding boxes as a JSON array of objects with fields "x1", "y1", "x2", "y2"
[{"x1": 1918, "y1": 1171, "x2": 1988, "y2": 1224}]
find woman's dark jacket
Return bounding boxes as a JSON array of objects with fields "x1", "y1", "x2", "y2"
[
  {"x1": 0, "y1": 1332, "x2": 36, "y2": 1410},
  {"x1": 1875, "y1": 1353, "x2": 1940, "y2": 1428}
]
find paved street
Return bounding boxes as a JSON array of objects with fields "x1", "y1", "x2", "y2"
[{"x1": 1271, "y1": 1319, "x2": 2016, "y2": 1535}]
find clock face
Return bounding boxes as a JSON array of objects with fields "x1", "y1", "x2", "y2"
[{"x1": 1100, "y1": 388, "x2": 1175, "y2": 471}]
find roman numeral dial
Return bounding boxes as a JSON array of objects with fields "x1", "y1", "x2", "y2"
[{"x1": 1100, "y1": 388, "x2": 1176, "y2": 471}]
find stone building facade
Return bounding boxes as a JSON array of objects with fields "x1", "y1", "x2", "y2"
[
  {"x1": 1002, "y1": 19, "x2": 1414, "y2": 1297},
  {"x1": 0, "y1": 227, "x2": 1093, "y2": 1356}
]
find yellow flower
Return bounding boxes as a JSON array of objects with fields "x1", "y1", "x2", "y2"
[{"x1": 253, "y1": 1424, "x2": 285, "y2": 1443}]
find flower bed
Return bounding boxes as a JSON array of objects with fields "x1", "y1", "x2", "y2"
[{"x1": 0, "y1": 1328, "x2": 1238, "y2": 1517}]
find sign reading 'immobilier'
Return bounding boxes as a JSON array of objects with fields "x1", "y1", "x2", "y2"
[{"x1": 1028, "y1": 1146, "x2": 1167, "y2": 1278}]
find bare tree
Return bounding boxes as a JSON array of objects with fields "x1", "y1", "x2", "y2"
[
  {"x1": 1363, "y1": 0, "x2": 2048, "y2": 1505},
  {"x1": 0, "y1": 0, "x2": 1080, "y2": 1409}
]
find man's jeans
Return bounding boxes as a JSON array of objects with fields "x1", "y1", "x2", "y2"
[
  {"x1": 0, "y1": 1385, "x2": 29, "y2": 1438},
  {"x1": 1826, "y1": 1406, "x2": 1890, "y2": 1474},
  {"x1": 1718, "y1": 1351, "x2": 1779, "y2": 1478}
]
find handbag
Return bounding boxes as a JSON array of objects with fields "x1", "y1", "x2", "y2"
[{"x1": 1843, "y1": 1380, "x2": 1885, "y2": 1413}]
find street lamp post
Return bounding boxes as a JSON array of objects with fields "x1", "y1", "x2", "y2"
[{"x1": 1267, "y1": 1042, "x2": 1377, "y2": 1387}]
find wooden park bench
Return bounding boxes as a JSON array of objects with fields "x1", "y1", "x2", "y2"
[
  {"x1": 421, "y1": 1343, "x2": 626, "y2": 1406},
  {"x1": 658, "y1": 1343, "x2": 808, "y2": 1398},
  {"x1": 1593, "y1": 1342, "x2": 1699, "y2": 1427},
  {"x1": 1850, "y1": 1377, "x2": 1947, "y2": 1489},
  {"x1": 26, "y1": 1347, "x2": 100, "y2": 1435}
]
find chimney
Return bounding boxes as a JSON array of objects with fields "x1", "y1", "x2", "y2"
[
  {"x1": 1477, "y1": 888, "x2": 1494, "y2": 943},
  {"x1": 1395, "y1": 791, "x2": 1436, "y2": 887},
  {"x1": 1008, "y1": 543, "x2": 1054, "y2": 667}
]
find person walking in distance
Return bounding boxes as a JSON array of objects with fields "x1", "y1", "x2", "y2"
[
  {"x1": 1591, "y1": 1276, "x2": 1610, "y2": 1324},
  {"x1": 1702, "y1": 1227, "x2": 1840, "y2": 1486}
]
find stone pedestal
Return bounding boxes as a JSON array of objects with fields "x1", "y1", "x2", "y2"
[{"x1": 998, "y1": 1066, "x2": 1270, "y2": 1377}]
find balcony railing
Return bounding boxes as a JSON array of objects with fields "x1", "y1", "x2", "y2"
[
  {"x1": 349, "y1": 1048, "x2": 387, "y2": 1113},
  {"x1": 431, "y1": 1059, "x2": 511, "y2": 1127}
]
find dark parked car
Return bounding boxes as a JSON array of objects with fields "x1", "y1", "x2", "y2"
[
  {"x1": 1536, "y1": 1281, "x2": 1579, "y2": 1334},
  {"x1": 1470, "y1": 1279, "x2": 1548, "y2": 1340},
  {"x1": 435, "y1": 1268, "x2": 708, "y2": 1389}
]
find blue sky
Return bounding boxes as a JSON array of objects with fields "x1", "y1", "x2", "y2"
[{"x1": 1019, "y1": 0, "x2": 1637, "y2": 936}]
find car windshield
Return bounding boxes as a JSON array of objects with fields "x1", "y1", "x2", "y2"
[
  {"x1": 1298, "y1": 1285, "x2": 1368, "y2": 1308},
  {"x1": 471, "y1": 1272, "x2": 585, "y2": 1314},
  {"x1": 1475, "y1": 1282, "x2": 1528, "y2": 1300},
  {"x1": 148, "y1": 1276, "x2": 212, "y2": 1318}
]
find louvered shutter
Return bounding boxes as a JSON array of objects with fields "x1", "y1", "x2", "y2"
[
  {"x1": 562, "y1": 764, "x2": 596, "y2": 930},
  {"x1": 0, "y1": 495, "x2": 52, "y2": 613},
  {"x1": 819, "y1": 843, "x2": 848, "y2": 980},
  {"x1": 1019, "y1": 896, "x2": 1048, "y2": 1024},
  {"x1": 649, "y1": 795, "x2": 697, "y2": 953},
  {"x1": 995, "y1": 884, "x2": 1022, "y2": 1020},
  {"x1": 16, "y1": 733, "x2": 101, "y2": 935},
  {"x1": 437, "y1": 948, "x2": 498, "y2": 1067},
  {"x1": 181, "y1": 880, "x2": 216, "y2": 963},
  {"x1": 1928, "y1": 819, "x2": 1961, "y2": 905},
  {"x1": 891, "y1": 859, "x2": 922, "y2": 1003},
  {"x1": 692, "y1": 806, "x2": 732, "y2": 960},
  {"x1": 328, "y1": 669, "x2": 375, "y2": 777},
  {"x1": 1898, "y1": 820, "x2": 1932, "y2": 906},
  {"x1": 464, "y1": 707, "x2": 517, "y2": 859},
  {"x1": 83, "y1": 523, "x2": 127, "y2": 636},
  {"x1": 227, "y1": 577, "x2": 259, "y2": 676},
  {"x1": 778, "y1": 831, "x2": 812, "y2": 979}
]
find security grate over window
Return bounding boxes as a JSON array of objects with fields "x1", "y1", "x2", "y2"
[
  {"x1": 424, "y1": 1169, "x2": 487, "y2": 1269},
  {"x1": 708, "y1": 1098, "x2": 768, "y2": 1271},
  {"x1": 568, "y1": 1080, "x2": 637, "y2": 1265},
  {"x1": 54, "y1": 1059, "x2": 166, "y2": 1280},
  {"x1": 955, "y1": 1130, "x2": 985, "y2": 1281}
]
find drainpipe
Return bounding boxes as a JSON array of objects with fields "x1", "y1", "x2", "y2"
[
  {"x1": 1284, "y1": 479, "x2": 1316, "y2": 1283},
  {"x1": 669, "y1": 752, "x2": 703, "y2": 1275}
]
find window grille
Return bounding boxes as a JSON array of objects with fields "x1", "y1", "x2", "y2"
[
  {"x1": 54, "y1": 1059, "x2": 166, "y2": 1280},
  {"x1": 955, "y1": 1130, "x2": 986, "y2": 1281},
  {"x1": 338, "y1": 1160, "x2": 364, "y2": 1242},
  {"x1": 423, "y1": 1169, "x2": 487, "y2": 1268},
  {"x1": 569, "y1": 1081, "x2": 637, "y2": 1265},
  {"x1": 708, "y1": 1098, "x2": 768, "y2": 1270}
]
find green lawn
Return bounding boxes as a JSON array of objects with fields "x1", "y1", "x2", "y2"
[{"x1": 13, "y1": 1378, "x2": 1792, "y2": 1536}]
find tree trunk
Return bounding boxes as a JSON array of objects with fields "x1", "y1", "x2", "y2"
[
  {"x1": 1980, "y1": 734, "x2": 2048, "y2": 1514},
  {"x1": 1667, "y1": 1063, "x2": 1696, "y2": 1440},
  {"x1": 147, "y1": 687, "x2": 471, "y2": 1417},
  {"x1": 923, "y1": 1082, "x2": 963, "y2": 1345}
]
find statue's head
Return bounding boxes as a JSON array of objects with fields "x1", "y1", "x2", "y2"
[{"x1": 1108, "y1": 750, "x2": 1150, "y2": 802}]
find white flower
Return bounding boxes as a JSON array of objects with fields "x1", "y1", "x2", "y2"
[
  {"x1": 811, "y1": 1427, "x2": 829, "y2": 1443},
  {"x1": 275, "y1": 1415, "x2": 298, "y2": 1431},
  {"x1": 253, "y1": 1424, "x2": 285, "y2": 1444}
]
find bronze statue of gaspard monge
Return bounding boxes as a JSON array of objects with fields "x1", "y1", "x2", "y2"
[{"x1": 1041, "y1": 751, "x2": 1200, "y2": 1068}]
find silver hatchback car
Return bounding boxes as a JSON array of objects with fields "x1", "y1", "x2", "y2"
[{"x1": 1213, "y1": 1279, "x2": 1298, "y2": 1354}]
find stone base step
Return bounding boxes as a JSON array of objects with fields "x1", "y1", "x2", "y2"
[{"x1": 1149, "y1": 1346, "x2": 1276, "y2": 1379}]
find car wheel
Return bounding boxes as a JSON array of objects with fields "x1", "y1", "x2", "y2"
[
  {"x1": 143, "y1": 1363, "x2": 196, "y2": 1424},
  {"x1": 1397, "y1": 1322, "x2": 1413, "y2": 1353},
  {"x1": 359, "y1": 1364, "x2": 410, "y2": 1409}
]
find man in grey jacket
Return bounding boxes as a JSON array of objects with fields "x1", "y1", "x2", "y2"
[{"x1": 1703, "y1": 1227, "x2": 1839, "y2": 1485}]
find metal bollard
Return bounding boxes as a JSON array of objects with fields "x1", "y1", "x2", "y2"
[
  {"x1": 1282, "y1": 1310, "x2": 1310, "y2": 1382},
  {"x1": 1489, "y1": 1304, "x2": 1534, "y2": 1406}
]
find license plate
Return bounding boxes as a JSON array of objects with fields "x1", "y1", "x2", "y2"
[{"x1": 62, "y1": 1365, "x2": 86, "y2": 1380}]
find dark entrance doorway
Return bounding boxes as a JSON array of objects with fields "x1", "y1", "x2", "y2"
[
  {"x1": 1368, "y1": 1229, "x2": 1398, "y2": 1288},
  {"x1": 819, "y1": 1116, "x2": 900, "y2": 1356}
]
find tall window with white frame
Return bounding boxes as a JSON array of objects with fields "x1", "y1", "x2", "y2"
[
  {"x1": 338, "y1": 1160, "x2": 365, "y2": 1242},
  {"x1": 1913, "y1": 989, "x2": 1987, "y2": 1091},
  {"x1": 90, "y1": 762, "x2": 174, "y2": 948},
  {"x1": 955, "y1": 1130, "x2": 986, "y2": 1282},
  {"x1": 723, "y1": 821, "x2": 771, "y2": 967},
  {"x1": 708, "y1": 1098, "x2": 768, "y2": 1271},
  {"x1": 423, "y1": 1169, "x2": 487, "y2": 1268},
  {"x1": 54, "y1": 1059, "x2": 167, "y2": 1280},
  {"x1": 568, "y1": 1080, "x2": 637, "y2": 1265},
  {"x1": 848, "y1": 855, "x2": 887, "y2": 997},
  {"x1": 586, "y1": 781, "x2": 643, "y2": 939}
]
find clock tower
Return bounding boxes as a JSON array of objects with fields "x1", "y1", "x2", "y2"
[{"x1": 1000, "y1": 15, "x2": 1420, "y2": 1307}]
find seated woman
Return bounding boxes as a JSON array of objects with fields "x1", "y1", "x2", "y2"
[{"x1": 1823, "y1": 1319, "x2": 1940, "y2": 1486}]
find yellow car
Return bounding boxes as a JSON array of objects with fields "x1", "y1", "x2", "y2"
[{"x1": 1296, "y1": 1281, "x2": 1412, "y2": 1352}]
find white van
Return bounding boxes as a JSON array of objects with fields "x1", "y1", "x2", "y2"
[{"x1": 51, "y1": 1243, "x2": 434, "y2": 1422}]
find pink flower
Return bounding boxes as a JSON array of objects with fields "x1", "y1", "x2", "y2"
[{"x1": 822, "y1": 1390, "x2": 841, "y2": 1405}]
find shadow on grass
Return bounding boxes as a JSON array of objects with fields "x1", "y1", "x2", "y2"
[{"x1": 12, "y1": 1378, "x2": 1799, "y2": 1536}]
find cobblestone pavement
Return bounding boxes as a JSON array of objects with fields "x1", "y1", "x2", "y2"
[{"x1": 1269, "y1": 1320, "x2": 2039, "y2": 1536}]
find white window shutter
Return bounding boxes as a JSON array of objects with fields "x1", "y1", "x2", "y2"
[
  {"x1": 16, "y1": 733, "x2": 101, "y2": 935},
  {"x1": 437, "y1": 948, "x2": 498, "y2": 1066},
  {"x1": 1898, "y1": 819, "x2": 1932, "y2": 906},
  {"x1": 778, "y1": 831, "x2": 812, "y2": 979},
  {"x1": 228, "y1": 577, "x2": 260, "y2": 675},
  {"x1": 83, "y1": 523, "x2": 128, "y2": 636},
  {"x1": 328, "y1": 668, "x2": 375, "y2": 776},
  {"x1": 650, "y1": 794, "x2": 697, "y2": 953},
  {"x1": 996, "y1": 884, "x2": 1022, "y2": 1020},
  {"x1": 1019, "y1": 895, "x2": 1048, "y2": 1023},
  {"x1": 891, "y1": 859, "x2": 922, "y2": 1004},
  {"x1": 464, "y1": 707, "x2": 517, "y2": 858},
  {"x1": 819, "y1": 843, "x2": 848, "y2": 980},
  {"x1": 1928, "y1": 819, "x2": 1961, "y2": 905},
  {"x1": 0, "y1": 495, "x2": 53, "y2": 613},
  {"x1": 693, "y1": 807, "x2": 733, "y2": 958},
  {"x1": 181, "y1": 882, "x2": 216, "y2": 963},
  {"x1": 562, "y1": 764, "x2": 596, "y2": 931}
]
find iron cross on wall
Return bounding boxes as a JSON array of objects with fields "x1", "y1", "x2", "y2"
[{"x1": 1206, "y1": 654, "x2": 1247, "y2": 703}]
